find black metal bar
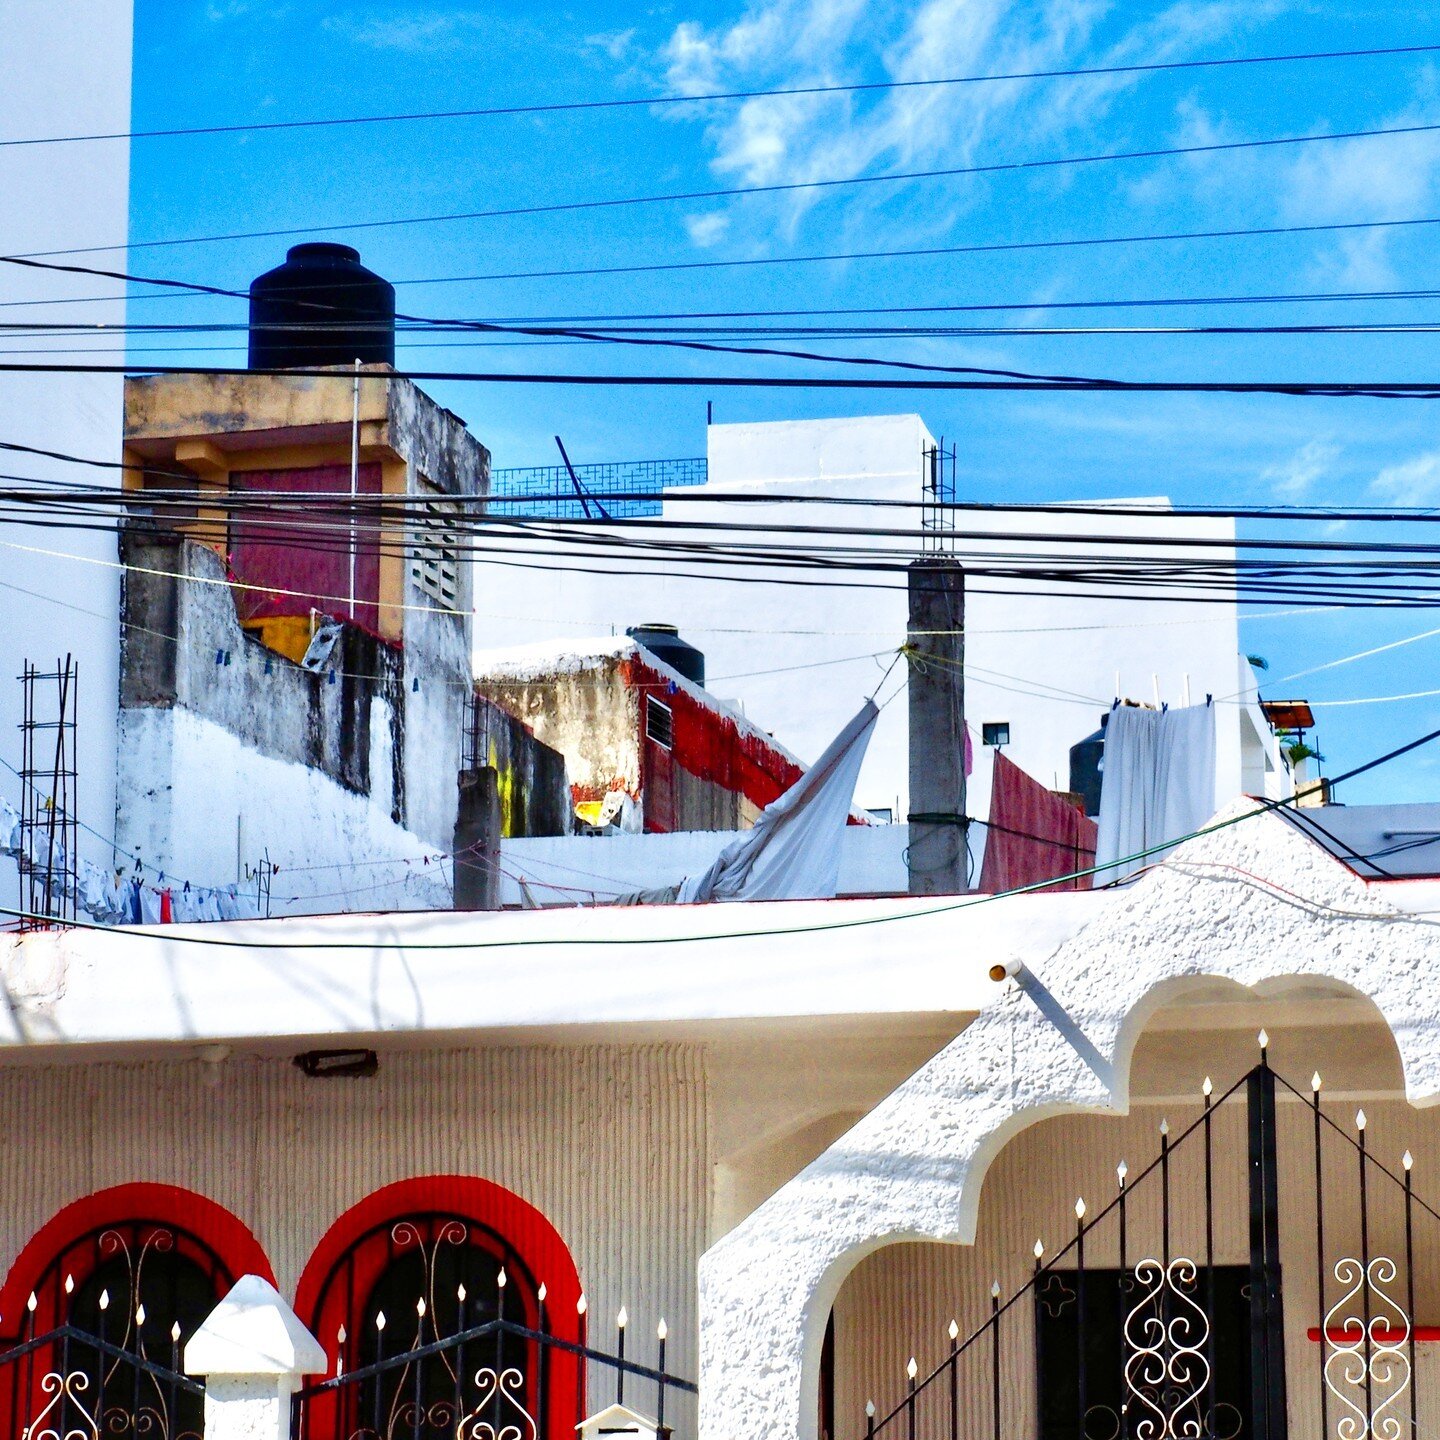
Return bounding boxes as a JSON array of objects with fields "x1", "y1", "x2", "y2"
[
  {"x1": 577, "y1": 1303, "x2": 589, "y2": 1421},
  {"x1": 1119, "y1": 1162, "x2": 1129, "y2": 1440},
  {"x1": 656, "y1": 1323, "x2": 667, "y2": 1437},
  {"x1": 906, "y1": 1361, "x2": 917, "y2": 1440},
  {"x1": 454, "y1": 1287, "x2": 466, "y2": 1440},
  {"x1": 1248, "y1": 1054, "x2": 1289, "y2": 1440},
  {"x1": 1360, "y1": 1114, "x2": 1374, "y2": 1429},
  {"x1": 1314, "y1": 1077, "x2": 1329, "y2": 1440},
  {"x1": 1405, "y1": 1153, "x2": 1418, "y2": 1439},
  {"x1": 948, "y1": 1317, "x2": 958, "y2": 1440},
  {"x1": 616, "y1": 1313, "x2": 626, "y2": 1407},
  {"x1": 0, "y1": 1325, "x2": 203, "y2": 1394},
  {"x1": 371, "y1": 1315, "x2": 384, "y2": 1439},
  {"x1": 1077, "y1": 1202, "x2": 1088, "y2": 1440},
  {"x1": 1204, "y1": 1080, "x2": 1216, "y2": 1440},
  {"x1": 991, "y1": 1283, "x2": 1000, "y2": 1440},
  {"x1": 170, "y1": 1327, "x2": 181, "y2": 1440}
]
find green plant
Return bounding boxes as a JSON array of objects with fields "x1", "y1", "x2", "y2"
[
  {"x1": 1247, "y1": 653, "x2": 1269, "y2": 671},
  {"x1": 1285, "y1": 740, "x2": 1321, "y2": 766}
]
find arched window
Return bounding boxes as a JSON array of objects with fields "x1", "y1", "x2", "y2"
[
  {"x1": 295, "y1": 1178, "x2": 583, "y2": 1440},
  {"x1": 0, "y1": 1184, "x2": 273, "y2": 1440}
]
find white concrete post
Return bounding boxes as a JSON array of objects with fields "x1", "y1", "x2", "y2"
[{"x1": 184, "y1": 1275, "x2": 327, "y2": 1440}]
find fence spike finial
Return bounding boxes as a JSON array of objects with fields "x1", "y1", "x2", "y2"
[
  {"x1": 617, "y1": 1306, "x2": 629, "y2": 1330},
  {"x1": 457, "y1": 1283, "x2": 467, "y2": 1304},
  {"x1": 658, "y1": 1318, "x2": 668, "y2": 1341},
  {"x1": 99, "y1": 1290, "x2": 109, "y2": 1312},
  {"x1": 577, "y1": 1294, "x2": 588, "y2": 1317},
  {"x1": 1202, "y1": 1076, "x2": 1213, "y2": 1098},
  {"x1": 1034, "y1": 1239, "x2": 1044, "y2": 1260},
  {"x1": 1313, "y1": 1071, "x2": 1323, "y2": 1093},
  {"x1": 1258, "y1": 1028, "x2": 1270, "y2": 1050},
  {"x1": 64, "y1": 1274, "x2": 74, "y2": 1296},
  {"x1": 337, "y1": 1324, "x2": 346, "y2": 1344},
  {"x1": 498, "y1": 1267, "x2": 507, "y2": 1290},
  {"x1": 171, "y1": 1321, "x2": 181, "y2": 1343},
  {"x1": 867, "y1": 1401, "x2": 877, "y2": 1418},
  {"x1": 1075, "y1": 1197, "x2": 1086, "y2": 1220},
  {"x1": 1159, "y1": 1118, "x2": 1170, "y2": 1137},
  {"x1": 1356, "y1": 1109, "x2": 1368, "y2": 1132},
  {"x1": 136, "y1": 1304, "x2": 146, "y2": 1326},
  {"x1": 907, "y1": 1357, "x2": 918, "y2": 1380},
  {"x1": 26, "y1": 1293, "x2": 36, "y2": 1314},
  {"x1": 537, "y1": 1282, "x2": 546, "y2": 1304},
  {"x1": 1405, "y1": 1150, "x2": 1415, "y2": 1171},
  {"x1": 1117, "y1": 1159, "x2": 1128, "y2": 1185},
  {"x1": 416, "y1": 1297, "x2": 426, "y2": 1318},
  {"x1": 990, "y1": 1280, "x2": 1001, "y2": 1299},
  {"x1": 375, "y1": 1310, "x2": 386, "y2": 1332},
  {"x1": 948, "y1": 1319, "x2": 959, "y2": 1340}
]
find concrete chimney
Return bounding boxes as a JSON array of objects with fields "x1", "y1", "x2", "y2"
[{"x1": 907, "y1": 559, "x2": 966, "y2": 894}]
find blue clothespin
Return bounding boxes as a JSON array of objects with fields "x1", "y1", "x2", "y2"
[
  {"x1": 328, "y1": 669, "x2": 337, "y2": 685},
  {"x1": 412, "y1": 676, "x2": 420, "y2": 692},
  {"x1": 215, "y1": 649, "x2": 224, "y2": 666}
]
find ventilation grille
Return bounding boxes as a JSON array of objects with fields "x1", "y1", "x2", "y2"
[
  {"x1": 646, "y1": 696, "x2": 674, "y2": 750},
  {"x1": 410, "y1": 489, "x2": 462, "y2": 609}
]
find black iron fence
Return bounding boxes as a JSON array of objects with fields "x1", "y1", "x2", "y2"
[
  {"x1": 292, "y1": 1306, "x2": 695, "y2": 1440},
  {"x1": 0, "y1": 1320, "x2": 203, "y2": 1439},
  {"x1": 863, "y1": 1043, "x2": 1437, "y2": 1440}
]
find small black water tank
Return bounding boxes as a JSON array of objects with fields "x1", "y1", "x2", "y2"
[
  {"x1": 248, "y1": 243, "x2": 396, "y2": 370},
  {"x1": 628, "y1": 623, "x2": 705, "y2": 688},
  {"x1": 1068, "y1": 711, "x2": 1110, "y2": 818}
]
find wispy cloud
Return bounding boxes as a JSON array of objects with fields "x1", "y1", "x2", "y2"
[
  {"x1": 655, "y1": 0, "x2": 1277, "y2": 245},
  {"x1": 1371, "y1": 450, "x2": 1440, "y2": 506},
  {"x1": 1261, "y1": 439, "x2": 1338, "y2": 500},
  {"x1": 323, "y1": 10, "x2": 495, "y2": 53}
]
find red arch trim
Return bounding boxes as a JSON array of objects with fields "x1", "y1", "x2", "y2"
[
  {"x1": 0, "y1": 1182, "x2": 274, "y2": 1333},
  {"x1": 294, "y1": 1174, "x2": 583, "y2": 1342}
]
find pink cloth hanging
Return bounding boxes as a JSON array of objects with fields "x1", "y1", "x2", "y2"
[{"x1": 978, "y1": 751, "x2": 1097, "y2": 894}]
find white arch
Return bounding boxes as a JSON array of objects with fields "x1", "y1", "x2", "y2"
[{"x1": 698, "y1": 801, "x2": 1440, "y2": 1440}]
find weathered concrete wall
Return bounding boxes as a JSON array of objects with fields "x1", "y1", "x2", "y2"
[
  {"x1": 477, "y1": 650, "x2": 641, "y2": 812},
  {"x1": 473, "y1": 695, "x2": 573, "y2": 838}
]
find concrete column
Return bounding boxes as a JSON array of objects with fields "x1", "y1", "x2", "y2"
[
  {"x1": 906, "y1": 559, "x2": 966, "y2": 895},
  {"x1": 454, "y1": 765, "x2": 501, "y2": 910},
  {"x1": 184, "y1": 1275, "x2": 326, "y2": 1440}
]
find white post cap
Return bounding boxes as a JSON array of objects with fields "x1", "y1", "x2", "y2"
[{"x1": 184, "y1": 1275, "x2": 326, "y2": 1378}]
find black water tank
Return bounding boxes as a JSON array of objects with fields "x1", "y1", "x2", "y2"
[
  {"x1": 627, "y1": 623, "x2": 705, "y2": 688},
  {"x1": 248, "y1": 243, "x2": 395, "y2": 370},
  {"x1": 1068, "y1": 711, "x2": 1110, "y2": 818}
]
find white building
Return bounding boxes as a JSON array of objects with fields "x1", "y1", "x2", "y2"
[
  {"x1": 478, "y1": 415, "x2": 1289, "y2": 836},
  {"x1": 0, "y1": 797, "x2": 1433, "y2": 1440},
  {"x1": 0, "y1": 0, "x2": 134, "y2": 918}
]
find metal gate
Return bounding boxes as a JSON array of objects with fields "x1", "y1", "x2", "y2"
[{"x1": 864, "y1": 1043, "x2": 1431, "y2": 1440}]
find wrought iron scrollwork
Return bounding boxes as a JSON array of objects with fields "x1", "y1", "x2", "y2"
[
  {"x1": 1323, "y1": 1256, "x2": 1412, "y2": 1440},
  {"x1": 457, "y1": 1366, "x2": 538, "y2": 1440},
  {"x1": 1122, "y1": 1257, "x2": 1212, "y2": 1440}
]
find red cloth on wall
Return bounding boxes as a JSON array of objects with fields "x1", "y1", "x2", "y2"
[
  {"x1": 229, "y1": 462, "x2": 384, "y2": 631},
  {"x1": 977, "y1": 750, "x2": 1098, "y2": 894}
]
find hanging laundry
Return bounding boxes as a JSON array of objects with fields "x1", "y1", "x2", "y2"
[
  {"x1": 138, "y1": 885, "x2": 163, "y2": 925},
  {"x1": 978, "y1": 750, "x2": 1098, "y2": 894},
  {"x1": 128, "y1": 878, "x2": 144, "y2": 925},
  {"x1": 676, "y1": 700, "x2": 879, "y2": 904},
  {"x1": 1094, "y1": 700, "x2": 1217, "y2": 883},
  {"x1": 159, "y1": 888, "x2": 174, "y2": 924}
]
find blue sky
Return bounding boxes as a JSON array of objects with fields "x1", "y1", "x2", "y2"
[{"x1": 127, "y1": 0, "x2": 1440, "y2": 801}]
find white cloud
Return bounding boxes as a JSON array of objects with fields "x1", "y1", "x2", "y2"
[
  {"x1": 323, "y1": 11, "x2": 493, "y2": 53},
  {"x1": 1371, "y1": 451, "x2": 1440, "y2": 506},
  {"x1": 1260, "y1": 439, "x2": 1338, "y2": 500},
  {"x1": 685, "y1": 212, "x2": 732, "y2": 246},
  {"x1": 585, "y1": 28, "x2": 640, "y2": 63},
  {"x1": 654, "y1": 0, "x2": 1281, "y2": 247}
]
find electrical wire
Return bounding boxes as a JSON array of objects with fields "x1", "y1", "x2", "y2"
[
  {"x1": 6, "y1": 41, "x2": 1434, "y2": 149},
  {"x1": 15, "y1": 217, "x2": 1440, "y2": 312},
  {"x1": 21, "y1": 118, "x2": 1440, "y2": 259}
]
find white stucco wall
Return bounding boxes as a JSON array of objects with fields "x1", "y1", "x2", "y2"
[
  {"x1": 697, "y1": 806, "x2": 1440, "y2": 1440},
  {"x1": 0, "y1": 0, "x2": 134, "y2": 916},
  {"x1": 474, "y1": 416, "x2": 1275, "y2": 832},
  {"x1": 116, "y1": 706, "x2": 451, "y2": 914}
]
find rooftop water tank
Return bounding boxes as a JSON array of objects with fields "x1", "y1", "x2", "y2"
[
  {"x1": 248, "y1": 243, "x2": 396, "y2": 370},
  {"x1": 627, "y1": 623, "x2": 705, "y2": 688}
]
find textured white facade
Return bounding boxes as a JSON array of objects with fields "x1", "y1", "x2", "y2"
[
  {"x1": 698, "y1": 805, "x2": 1440, "y2": 1440},
  {"x1": 0, "y1": 0, "x2": 133, "y2": 913}
]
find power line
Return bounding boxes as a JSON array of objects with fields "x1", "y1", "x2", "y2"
[
  {"x1": 6, "y1": 41, "x2": 1435, "y2": 150},
  {"x1": 20, "y1": 119, "x2": 1440, "y2": 259},
  {"x1": 14, "y1": 217, "x2": 1440, "y2": 311},
  {"x1": 2, "y1": 357, "x2": 1437, "y2": 397}
]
